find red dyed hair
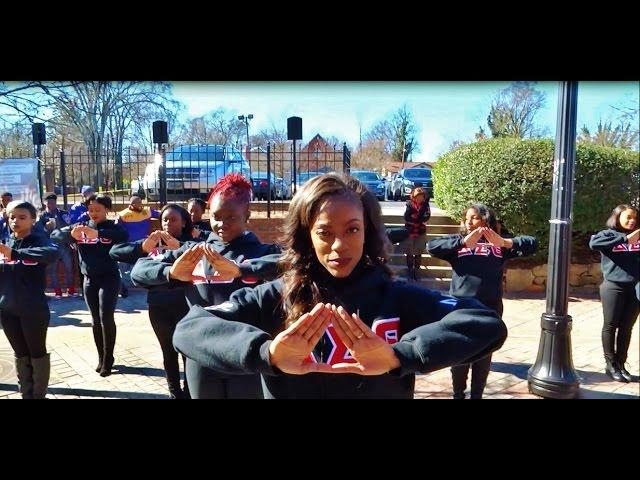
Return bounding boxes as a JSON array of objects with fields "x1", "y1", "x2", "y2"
[{"x1": 207, "y1": 173, "x2": 253, "y2": 206}]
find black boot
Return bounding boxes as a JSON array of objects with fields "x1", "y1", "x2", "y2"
[
  {"x1": 616, "y1": 355, "x2": 634, "y2": 382},
  {"x1": 405, "y1": 255, "x2": 414, "y2": 280},
  {"x1": 100, "y1": 356, "x2": 114, "y2": 377},
  {"x1": 451, "y1": 364, "x2": 469, "y2": 400},
  {"x1": 15, "y1": 356, "x2": 34, "y2": 399},
  {"x1": 92, "y1": 324, "x2": 104, "y2": 372},
  {"x1": 470, "y1": 355, "x2": 492, "y2": 399},
  {"x1": 168, "y1": 383, "x2": 184, "y2": 399},
  {"x1": 31, "y1": 354, "x2": 51, "y2": 399},
  {"x1": 605, "y1": 358, "x2": 628, "y2": 383},
  {"x1": 413, "y1": 255, "x2": 422, "y2": 281},
  {"x1": 100, "y1": 322, "x2": 116, "y2": 377}
]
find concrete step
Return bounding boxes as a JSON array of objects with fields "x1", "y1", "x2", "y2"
[
  {"x1": 387, "y1": 253, "x2": 451, "y2": 268},
  {"x1": 388, "y1": 264, "x2": 453, "y2": 279},
  {"x1": 383, "y1": 214, "x2": 459, "y2": 226},
  {"x1": 385, "y1": 224, "x2": 461, "y2": 235}
]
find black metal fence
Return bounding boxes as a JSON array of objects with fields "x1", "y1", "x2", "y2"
[{"x1": 0, "y1": 143, "x2": 351, "y2": 218}]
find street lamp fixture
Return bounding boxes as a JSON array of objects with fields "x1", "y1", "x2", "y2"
[{"x1": 238, "y1": 114, "x2": 254, "y2": 148}]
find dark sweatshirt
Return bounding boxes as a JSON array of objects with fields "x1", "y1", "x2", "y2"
[
  {"x1": 427, "y1": 233, "x2": 538, "y2": 312},
  {"x1": 130, "y1": 230, "x2": 281, "y2": 308},
  {"x1": 173, "y1": 264, "x2": 507, "y2": 399},
  {"x1": 0, "y1": 231, "x2": 60, "y2": 314},
  {"x1": 589, "y1": 229, "x2": 639, "y2": 284},
  {"x1": 109, "y1": 233, "x2": 199, "y2": 307},
  {"x1": 193, "y1": 220, "x2": 212, "y2": 233},
  {"x1": 51, "y1": 220, "x2": 128, "y2": 278},
  {"x1": 404, "y1": 200, "x2": 431, "y2": 237}
]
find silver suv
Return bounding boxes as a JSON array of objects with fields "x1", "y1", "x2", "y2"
[{"x1": 144, "y1": 145, "x2": 251, "y2": 201}]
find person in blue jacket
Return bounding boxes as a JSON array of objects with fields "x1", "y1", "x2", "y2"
[
  {"x1": 0, "y1": 201, "x2": 60, "y2": 398},
  {"x1": 589, "y1": 204, "x2": 639, "y2": 383},
  {"x1": 171, "y1": 173, "x2": 507, "y2": 399}
]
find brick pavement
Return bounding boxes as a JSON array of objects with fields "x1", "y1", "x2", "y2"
[{"x1": 0, "y1": 288, "x2": 638, "y2": 399}]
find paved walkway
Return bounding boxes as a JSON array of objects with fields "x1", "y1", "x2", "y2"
[{"x1": 0, "y1": 288, "x2": 638, "y2": 399}]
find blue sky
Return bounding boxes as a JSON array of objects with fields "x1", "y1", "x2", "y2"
[{"x1": 171, "y1": 81, "x2": 639, "y2": 162}]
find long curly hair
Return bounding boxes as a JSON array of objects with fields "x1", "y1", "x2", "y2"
[{"x1": 278, "y1": 172, "x2": 391, "y2": 327}]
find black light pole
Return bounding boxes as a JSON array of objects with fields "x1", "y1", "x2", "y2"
[
  {"x1": 152, "y1": 121, "x2": 168, "y2": 206},
  {"x1": 528, "y1": 81, "x2": 580, "y2": 399},
  {"x1": 287, "y1": 116, "x2": 302, "y2": 196},
  {"x1": 31, "y1": 123, "x2": 46, "y2": 204},
  {"x1": 238, "y1": 114, "x2": 253, "y2": 149}
]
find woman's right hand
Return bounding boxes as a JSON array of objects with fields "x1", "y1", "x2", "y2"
[
  {"x1": 70, "y1": 225, "x2": 86, "y2": 241},
  {"x1": 463, "y1": 227, "x2": 484, "y2": 248},
  {"x1": 627, "y1": 228, "x2": 640, "y2": 244},
  {"x1": 268, "y1": 303, "x2": 335, "y2": 375},
  {"x1": 169, "y1": 244, "x2": 204, "y2": 281},
  {"x1": 141, "y1": 231, "x2": 162, "y2": 253}
]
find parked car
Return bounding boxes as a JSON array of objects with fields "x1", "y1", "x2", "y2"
[
  {"x1": 349, "y1": 170, "x2": 385, "y2": 201},
  {"x1": 388, "y1": 167, "x2": 433, "y2": 201},
  {"x1": 143, "y1": 145, "x2": 251, "y2": 201},
  {"x1": 296, "y1": 171, "x2": 322, "y2": 188},
  {"x1": 275, "y1": 177, "x2": 291, "y2": 200},
  {"x1": 251, "y1": 172, "x2": 277, "y2": 201}
]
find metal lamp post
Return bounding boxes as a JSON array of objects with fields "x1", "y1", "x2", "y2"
[
  {"x1": 527, "y1": 81, "x2": 581, "y2": 399},
  {"x1": 238, "y1": 114, "x2": 253, "y2": 149}
]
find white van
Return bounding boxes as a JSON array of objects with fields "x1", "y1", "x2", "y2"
[{"x1": 144, "y1": 145, "x2": 251, "y2": 201}]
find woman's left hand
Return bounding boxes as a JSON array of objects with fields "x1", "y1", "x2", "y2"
[
  {"x1": 82, "y1": 226, "x2": 99, "y2": 239},
  {"x1": 158, "y1": 231, "x2": 181, "y2": 250},
  {"x1": 0, "y1": 243, "x2": 11, "y2": 259},
  {"x1": 482, "y1": 228, "x2": 512, "y2": 248},
  {"x1": 202, "y1": 245, "x2": 241, "y2": 281},
  {"x1": 328, "y1": 305, "x2": 401, "y2": 375}
]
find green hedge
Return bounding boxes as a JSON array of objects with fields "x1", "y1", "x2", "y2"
[{"x1": 433, "y1": 138, "x2": 640, "y2": 261}]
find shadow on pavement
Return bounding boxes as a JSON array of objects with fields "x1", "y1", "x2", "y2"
[
  {"x1": 578, "y1": 388, "x2": 638, "y2": 399},
  {"x1": 113, "y1": 365, "x2": 166, "y2": 378},
  {"x1": 47, "y1": 386, "x2": 169, "y2": 399}
]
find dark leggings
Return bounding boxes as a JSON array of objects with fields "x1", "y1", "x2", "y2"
[
  {"x1": 149, "y1": 302, "x2": 189, "y2": 390},
  {"x1": 600, "y1": 280, "x2": 639, "y2": 364},
  {"x1": 83, "y1": 275, "x2": 120, "y2": 362},
  {"x1": 451, "y1": 299, "x2": 504, "y2": 398},
  {"x1": 0, "y1": 306, "x2": 49, "y2": 358},
  {"x1": 185, "y1": 358, "x2": 263, "y2": 399}
]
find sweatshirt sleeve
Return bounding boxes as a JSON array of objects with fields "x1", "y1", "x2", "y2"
[
  {"x1": 50, "y1": 226, "x2": 75, "y2": 245},
  {"x1": 427, "y1": 234, "x2": 464, "y2": 260},
  {"x1": 109, "y1": 240, "x2": 145, "y2": 264},
  {"x1": 389, "y1": 285, "x2": 507, "y2": 376},
  {"x1": 589, "y1": 229, "x2": 628, "y2": 251},
  {"x1": 12, "y1": 241, "x2": 60, "y2": 264},
  {"x1": 129, "y1": 242, "x2": 193, "y2": 287},
  {"x1": 97, "y1": 223, "x2": 129, "y2": 243},
  {"x1": 238, "y1": 252, "x2": 283, "y2": 282},
  {"x1": 504, "y1": 235, "x2": 538, "y2": 259},
  {"x1": 173, "y1": 285, "x2": 279, "y2": 376}
]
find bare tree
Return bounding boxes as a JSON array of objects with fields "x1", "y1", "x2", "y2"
[
  {"x1": 578, "y1": 119, "x2": 638, "y2": 150},
  {"x1": 30, "y1": 81, "x2": 179, "y2": 188},
  {"x1": 390, "y1": 104, "x2": 419, "y2": 162},
  {"x1": 172, "y1": 108, "x2": 246, "y2": 147},
  {"x1": 486, "y1": 81, "x2": 546, "y2": 138}
]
